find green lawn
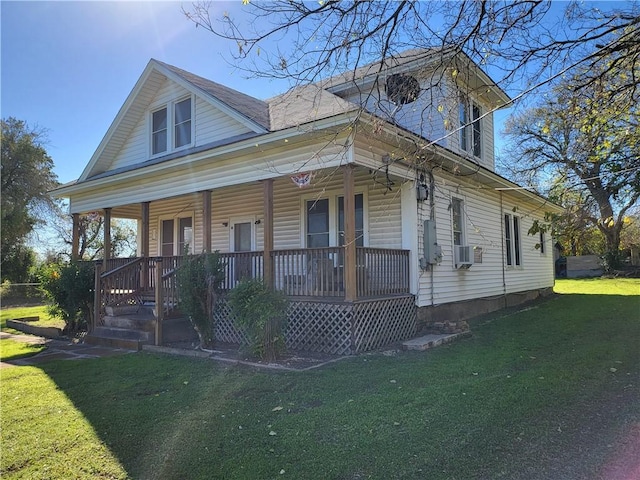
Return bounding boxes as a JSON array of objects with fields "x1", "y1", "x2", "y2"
[
  {"x1": 0, "y1": 338, "x2": 47, "y2": 362},
  {"x1": 0, "y1": 305, "x2": 65, "y2": 332},
  {"x1": 1, "y1": 278, "x2": 638, "y2": 479}
]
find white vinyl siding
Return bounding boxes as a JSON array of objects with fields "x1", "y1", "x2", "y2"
[
  {"x1": 415, "y1": 170, "x2": 555, "y2": 307},
  {"x1": 107, "y1": 78, "x2": 254, "y2": 173}
]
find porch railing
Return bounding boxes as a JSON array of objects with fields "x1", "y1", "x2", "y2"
[
  {"x1": 355, "y1": 247, "x2": 410, "y2": 297},
  {"x1": 272, "y1": 246, "x2": 410, "y2": 297},
  {"x1": 273, "y1": 247, "x2": 345, "y2": 297},
  {"x1": 94, "y1": 247, "x2": 410, "y2": 327},
  {"x1": 218, "y1": 251, "x2": 264, "y2": 291}
]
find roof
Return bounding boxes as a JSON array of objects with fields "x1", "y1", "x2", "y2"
[{"x1": 155, "y1": 60, "x2": 271, "y2": 130}]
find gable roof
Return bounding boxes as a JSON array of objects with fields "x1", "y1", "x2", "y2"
[
  {"x1": 79, "y1": 59, "x2": 271, "y2": 181},
  {"x1": 155, "y1": 60, "x2": 271, "y2": 130}
]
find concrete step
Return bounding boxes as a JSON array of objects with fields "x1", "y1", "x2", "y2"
[
  {"x1": 102, "y1": 312, "x2": 156, "y2": 331},
  {"x1": 401, "y1": 332, "x2": 469, "y2": 351},
  {"x1": 85, "y1": 326, "x2": 155, "y2": 351}
]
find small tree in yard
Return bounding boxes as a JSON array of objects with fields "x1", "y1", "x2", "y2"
[
  {"x1": 39, "y1": 262, "x2": 94, "y2": 334},
  {"x1": 228, "y1": 279, "x2": 288, "y2": 362},
  {"x1": 176, "y1": 252, "x2": 225, "y2": 349}
]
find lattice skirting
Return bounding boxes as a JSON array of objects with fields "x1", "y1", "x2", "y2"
[{"x1": 213, "y1": 295, "x2": 416, "y2": 355}]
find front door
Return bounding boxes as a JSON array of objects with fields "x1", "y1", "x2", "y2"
[{"x1": 230, "y1": 219, "x2": 254, "y2": 282}]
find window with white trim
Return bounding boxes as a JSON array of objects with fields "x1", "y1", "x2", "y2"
[
  {"x1": 504, "y1": 213, "x2": 522, "y2": 266},
  {"x1": 459, "y1": 94, "x2": 482, "y2": 159},
  {"x1": 160, "y1": 214, "x2": 193, "y2": 256},
  {"x1": 451, "y1": 197, "x2": 465, "y2": 246},
  {"x1": 304, "y1": 192, "x2": 366, "y2": 248},
  {"x1": 150, "y1": 96, "x2": 193, "y2": 156}
]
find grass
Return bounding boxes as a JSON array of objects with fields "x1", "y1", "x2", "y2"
[
  {"x1": 1, "y1": 278, "x2": 639, "y2": 479},
  {"x1": 0, "y1": 338, "x2": 47, "y2": 361},
  {"x1": 0, "y1": 305, "x2": 65, "y2": 332}
]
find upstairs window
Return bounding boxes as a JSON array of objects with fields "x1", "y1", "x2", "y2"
[
  {"x1": 459, "y1": 94, "x2": 482, "y2": 159},
  {"x1": 150, "y1": 96, "x2": 193, "y2": 156},
  {"x1": 152, "y1": 107, "x2": 168, "y2": 155},
  {"x1": 174, "y1": 98, "x2": 192, "y2": 148}
]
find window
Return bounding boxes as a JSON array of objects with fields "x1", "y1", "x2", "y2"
[
  {"x1": 174, "y1": 98, "x2": 192, "y2": 148},
  {"x1": 152, "y1": 107, "x2": 168, "y2": 155},
  {"x1": 539, "y1": 231, "x2": 546, "y2": 254},
  {"x1": 451, "y1": 198, "x2": 465, "y2": 246},
  {"x1": 338, "y1": 194, "x2": 364, "y2": 247},
  {"x1": 304, "y1": 193, "x2": 367, "y2": 248},
  {"x1": 472, "y1": 104, "x2": 482, "y2": 157},
  {"x1": 150, "y1": 96, "x2": 192, "y2": 156},
  {"x1": 160, "y1": 215, "x2": 193, "y2": 256},
  {"x1": 306, "y1": 199, "x2": 330, "y2": 248},
  {"x1": 459, "y1": 94, "x2": 482, "y2": 159},
  {"x1": 504, "y1": 214, "x2": 521, "y2": 266}
]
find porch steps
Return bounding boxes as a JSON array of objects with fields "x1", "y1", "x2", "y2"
[
  {"x1": 85, "y1": 326, "x2": 151, "y2": 351},
  {"x1": 401, "y1": 332, "x2": 469, "y2": 351},
  {"x1": 85, "y1": 312, "x2": 198, "y2": 350}
]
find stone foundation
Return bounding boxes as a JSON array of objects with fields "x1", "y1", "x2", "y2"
[{"x1": 417, "y1": 287, "x2": 554, "y2": 334}]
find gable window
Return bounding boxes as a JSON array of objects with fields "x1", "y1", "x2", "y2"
[
  {"x1": 459, "y1": 94, "x2": 482, "y2": 159},
  {"x1": 152, "y1": 107, "x2": 168, "y2": 155},
  {"x1": 451, "y1": 198, "x2": 465, "y2": 246},
  {"x1": 174, "y1": 97, "x2": 192, "y2": 148},
  {"x1": 150, "y1": 96, "x2": 193, "y2": 156},
  {"x1": 504, "y1": 213, "x2": 521, "y2": 266}
]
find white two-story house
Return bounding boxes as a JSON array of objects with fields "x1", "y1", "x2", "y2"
[{"x1": 53, "y1": 49, "x2": 562, "y2": 354}]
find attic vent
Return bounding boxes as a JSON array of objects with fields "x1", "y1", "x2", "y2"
[{"x1": 385, "y1": 74, "x2": 420, "y2": 105}]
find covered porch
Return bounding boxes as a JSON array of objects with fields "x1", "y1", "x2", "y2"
[{"x1": 77, "y1": 165, "x2": 418, "y2": 354}]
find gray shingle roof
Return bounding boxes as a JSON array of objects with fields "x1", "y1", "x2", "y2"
[{"x1": 156, "y1": 60, "x2": 271, "y2": 130}]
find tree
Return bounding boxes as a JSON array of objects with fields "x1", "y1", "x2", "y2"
[
  {"x1": 46, "y1": 211, "x2": 137, "y2": 261},
  {"x1": 185, "y1": 2, "x2": 639, "y2": 102},
  {"x1": 501, "y1": 65, "x2": 640, "y2": 266},
  {"x1": 1, "y1": 118, "x2": 59, "y2": 282}
]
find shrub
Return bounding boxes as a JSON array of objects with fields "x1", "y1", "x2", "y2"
[
  {"x1": 175, "y1": 252, "x2": 225, "y2": 349},
  {"x1": 228, "y1": 279, "x2": 288, "y2": 361},
  {"x1": 39, "y1": 261, "x2": 94, "y2": 334}
]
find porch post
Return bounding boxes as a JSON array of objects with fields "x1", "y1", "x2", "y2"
[
  {"x1": 103, "y1": 208, "x2": 112, "y2": 269},
  {"x1": 141, "y1": 202, "x2": 150, "y2": 289},
  {"x1": 202, "y1": 190, "x2": 212, "y2": 253},
  {"x1": 343, "y1": 165, "x2": 357, "y2": 301},
  {"x1": 263, "y1": 179, "x2": 274, "y2": 288},
  {"x1": 71, "y1": 213, "x2": 80, "y2": 261},
  {"x1": 141, "y1": 202, "x2": 150, "y2": 257}
]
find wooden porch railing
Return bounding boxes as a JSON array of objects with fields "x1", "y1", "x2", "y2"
[
  {"x1": 93, "y1": 248, "x2": 410, "y2": 330},
  {"x1": 355, "y1": 247, "x2": 410, "y2": 297},
  {"x1": 94, "y1": 256, "x2": 183, "y2": 329},
  {"x1": 271, "y1": 247, "x2": 410, "y2": 297},
  {"x1": 273, "y1": 247, "x2": 345, "y2": 297},
  {"x1": 218, "y1": 251, "x2": 264, "y2": 291}
]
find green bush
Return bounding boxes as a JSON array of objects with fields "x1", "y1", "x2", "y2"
[
  {"x1": 228, "y1": 279, "x2": 288, "y2": 361},
  {"x1": 176, "y1": 252, "x2": 225, "y2": 349},
  {"x1": 39, "y1": 262, "x2": 94, "y2": 334}
]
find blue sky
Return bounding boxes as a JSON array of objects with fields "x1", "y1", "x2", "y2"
[
  {"x1": 1, "y1": 1, "x2": 289, "y2": 184},
  {"x1": 1, "y1": 1, "x2": 627, "y2": 186}
]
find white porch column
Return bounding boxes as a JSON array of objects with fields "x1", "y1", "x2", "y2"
[{"x1": 401, "y1": 181, "x2": 419, "y2": 295}]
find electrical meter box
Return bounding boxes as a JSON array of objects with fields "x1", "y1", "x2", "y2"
[{"x1": 421, "y1": 219, "x2": 442, "y2": 267}]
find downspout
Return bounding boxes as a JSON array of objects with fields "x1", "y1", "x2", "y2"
[
  {"x1": 429, "y1": 170, "x2": 436, "y2": 307},
  {"x1": 500, "y1": 191, "x2": 507, "y2": 307}
]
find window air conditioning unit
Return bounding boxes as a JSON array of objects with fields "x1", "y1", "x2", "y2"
[{"x1": 455, "y1": 245, "x2": 474, "y2": 269}]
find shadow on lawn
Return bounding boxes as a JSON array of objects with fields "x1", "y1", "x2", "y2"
[{"x1": 35, "y1": 292, "x2": 640, "y2": 480}]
